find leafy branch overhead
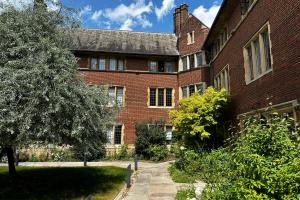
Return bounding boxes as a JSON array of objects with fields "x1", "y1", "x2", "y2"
[{"x1": 0, "y1": 4, "x2": 115, "y2": 173}]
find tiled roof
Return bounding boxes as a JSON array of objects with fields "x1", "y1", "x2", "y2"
[{"x1": 68, "y1": 28, "x2": 179, "y2": 56}]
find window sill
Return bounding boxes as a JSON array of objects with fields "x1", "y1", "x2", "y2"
[
  {"x1": 245, "y1": 69, "x2": 272, "y2": 85},
  {"x1": 148, "y1": 106, "x2": 174, "y2": 109}
]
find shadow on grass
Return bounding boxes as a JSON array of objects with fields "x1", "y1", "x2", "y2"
[{"x1": 0, "y1": 166, "x2": 127, "y2": 200}]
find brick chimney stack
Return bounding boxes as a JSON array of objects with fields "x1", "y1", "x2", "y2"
[{"x1": 173, "y1": 4, "x2": 189, "y2": 35}]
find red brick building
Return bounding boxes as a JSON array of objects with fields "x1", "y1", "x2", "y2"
[
  {"x1": 71, "y1": 5, "x2": 209, "y2": 148},
  {"x1": 71, "y1": 1, "x2": 300, "y2": 148},
  {"x1": 203, "y1": 0, "x2": 300, "y2": 121}
]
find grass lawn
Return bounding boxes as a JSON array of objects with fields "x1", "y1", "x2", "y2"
[{"x1": 0, "y1": 166, "x2": 127, "y2": 200}]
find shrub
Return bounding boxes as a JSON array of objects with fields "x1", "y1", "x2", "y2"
[
  {"x1": 72, "y1": 143, "x2": 106, "y2": 161},
  {"x1": 148, "y1": 145, "x2": 169, "y2": 161},
  {"x1": 169, "y1": 87, "x2": 230, "y2": 150},
  {"x1": 18, "y1": 145, "x2": 75, "y2": 162},
  {"x1": 172, "y1": 114, "x2": 300, "y2": 199},
  {"x1": 135, "y1": 119, "x2": 167, "y2": 159},
  {"x1": 115, "y1": 145, "x2": 132, "y2": 160},
  {"x1": 168, "y1": 165, "x2": 196, "y2": 183}
]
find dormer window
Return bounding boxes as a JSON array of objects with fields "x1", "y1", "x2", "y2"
[{"x1": 187, "y1": 31, "x2": 195, "y2": 45}]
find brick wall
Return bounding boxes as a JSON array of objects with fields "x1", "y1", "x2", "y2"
[
  {"x1": 178, "y1": 67, "x2": 210, "y2": 86},
  {"x1": 79, "y1": 70, "x2": 178, "y2": 144},
  {"x1": 178, "y1": 16, "x2": 209, "y2": 55},
  {"x1": 210, "y1": 0, "x2": 300, "y2": 117}
]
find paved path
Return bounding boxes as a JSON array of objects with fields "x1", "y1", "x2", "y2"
[
  {"x1": 124, "y1": 162, "x2": 178, "y2": 200},
  {"x1": 0, "y1": 161, "x2": 184, "y2": 200}
]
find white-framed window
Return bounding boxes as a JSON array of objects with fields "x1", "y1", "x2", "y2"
[
  {"x1": 109, "y1": 59, "x2": 117, "y2": 70},
  {"x1": 149, "y1": 61, "x2": 158, "y2": 72},
  {"x1": 187, "y1": 31, "x2": 195, "y2": 45},
  {"x1": 118, "y1": 60, "x2": 124, "y2": 71},
  {"x1": 196, "y1": 52, "x2": 203, "y2": 67},
  {"x1": 181, "y1": 83, "x2": 206, "y2": 98},
  {"x1": 243, "y1": 23, "x2": 272, "y2": 84},
  {"x1": 90, "y1": 57, "x2": 125, "y2": 71},
  {"x1": 108, "y1": 86, "x2": 125, "y2": 107},
  {"x1": 90, "y1": 58, "x2": 97, "y2": 70},
  {"x1": 99, "y1": 58, "x2": 106, "y2": 70},
  {"x1": 211, "y1": 27, "x2": 228, "y2": 59},
  {"x1": 214, "y1": 65, "x2": 230, "y2": 91},
  {"x1": 106, "y1": 125, "x2": 123, "y2": 145},
  {"x1": 148, "y1": 88, "x2": 174, "y2": 108}
]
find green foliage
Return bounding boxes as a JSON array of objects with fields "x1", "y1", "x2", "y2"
[
  {"x1": 115, "y1": 145, "x2": 132, "y2": 160},
  {"x1": 168, "y1": 165, "x2": 196, "y2": 183},
  {"x1": 148, "y1": 145, "x2": 169, "y2": 161},
  {"x1": 72, "y1": 143, "x2": 106, "y2": 161},
  {"x1": 176, "y1": 188, "x2": 196, "y2": 200},
  {"x1": 169, "y1": 87, "x2": 229, "y2": 150},
  {"x1": 172, "y1": 114, "x2": 300, "y2": 199},
  {"x1": 0, "y1": 5, "x2": 114, "y2": 155},
  {"x1": 135, "y1": 120, "x2": 167, "y2": 159},
  {"x1": 18, "y1": 145, "x2": 75, "y2": 162}
]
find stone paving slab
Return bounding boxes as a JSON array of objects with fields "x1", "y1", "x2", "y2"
[{"x1": 124, "y1": 162, "x2": 178, "y2": 200}]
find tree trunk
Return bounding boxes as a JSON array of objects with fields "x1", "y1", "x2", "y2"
[{"x1": 5, "y1": 147, "x2": 16, "y2": 175}]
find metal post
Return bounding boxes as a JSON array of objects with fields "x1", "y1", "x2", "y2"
[
  {"x1": 127, "y1": 164, "x2": 131, "y2": 188},
  {"x1": 84, "y1": 146, "x2": 87, "y2": 167},
  {"x1": 134, "y1": 154, "x2": 138, "y2": 171}
]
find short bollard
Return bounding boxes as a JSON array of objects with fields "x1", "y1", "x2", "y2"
[
  {"x1": 134, "y1": 154, "x2": 138, "y2": 171},
  {"x1": 127, "y1": 164, "x2": 131, "y2": 188}
]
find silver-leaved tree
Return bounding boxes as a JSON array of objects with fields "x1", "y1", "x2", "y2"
[{"x1": 0, "y1": 1, "x2": 115, "y2": 175}]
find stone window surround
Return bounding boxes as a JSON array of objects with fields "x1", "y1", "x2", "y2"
[
  {"x1": 214, "y1": 64, "x2": 230, "y2": 92},
  {"x1": 179, "y1": 51, "x2": 206, "y2": 72},
  {"x1": 210, "y1": 0, "x2": 259, "y2": 63},
  {"x1": 243, "y1": 22, "x2": 273, "y2": 85},
  {"x1": 147, "y1": 87, "x2": 175, "y2": 108},
  {"x1": 179, "y1": 82, "x2": 206, "y2": 99},
  {"x1": 106, "y1": 124, "x2": 125, "y2": 146},
  {"x1": 187, "y1": 31, "x2": 195, "y2": 45},
  {"x1": 107, "y1": 85, "x2": 126, "y2": 108}
]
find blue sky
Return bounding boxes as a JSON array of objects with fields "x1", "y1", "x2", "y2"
[
  {"x1": 1, "y1": 0, "x2": 223, "y2": 32},
  {"x1": 61, "y1": 0, "x2": 223, "y2": 33}
]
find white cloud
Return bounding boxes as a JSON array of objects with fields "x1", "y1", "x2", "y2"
[
  {"x1": 80, "y1": 5, "x2": 92, "y2": 17},
  {"x1": 192, "y1": 4, "x2": 221, "y2": 27},
  {"x1": 0, "y1": 0, "x2": 61, "y2": 12},
  {"x1": 120, "y1": 18, "x2": 133, "y2": 30},
  {"x1": 91, "y1": 10, "x2": 102, "y2": 21},
  {"x1": 90, "y1": 0, "x2": 153, "y2": 30},
  {"x1": 0, "y1": 0, "x2": 32, "y2": 10},
  {"x1": 154, "y1": 0, "x2": 175, "y2": 20}
]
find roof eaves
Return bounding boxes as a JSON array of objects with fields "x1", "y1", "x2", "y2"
[{"x1": 202, "y1": 0, "x2": 229, "y2": 48}]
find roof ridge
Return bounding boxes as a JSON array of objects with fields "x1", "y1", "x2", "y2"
[{"x1": 72, "y1": 28, "x2": 176, "y2": 36}]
